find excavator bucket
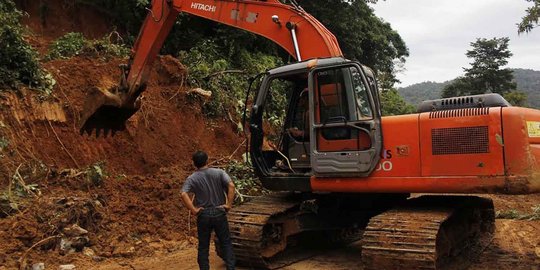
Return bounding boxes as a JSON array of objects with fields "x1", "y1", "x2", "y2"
[{"x1": 79, "y1": 87, "x2": 139, "y2": 137}]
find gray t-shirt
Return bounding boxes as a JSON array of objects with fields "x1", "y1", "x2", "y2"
[{"x1": 181, "y1": 168, "x2": 232, "y2": 208}]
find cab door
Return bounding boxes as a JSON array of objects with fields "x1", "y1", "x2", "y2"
[{"x1": 309, "y1": 63, "x2": 382, "y2": 177}]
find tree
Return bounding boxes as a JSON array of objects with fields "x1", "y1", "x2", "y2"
[
  {"x1": 0, "y1": 0, "x2": 54, "y2": 93},
  {"x1": 441, "y1": 77, "x2": 473, "y2": 98},
  {"x1": 518, "y1": 0, "x2": 540, "y2": 33},
  {"x1": 442, "y1": 37, "x2": 516, "y2": 98},
  {"x1": 380, "y1": 89, "x2": 416, "y2": 116},
  {"x1": 77, "y1": 0, "x2": 408, "y2": 89},
  {"x1": 503, "y1": 91, "x2": 528, "y2": 106},
  {"x1": 300, "y1": 0, "x2": 409, "y2": 87}
]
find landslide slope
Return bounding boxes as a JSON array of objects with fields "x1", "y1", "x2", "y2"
[{"x1": 1, "y1": 1, "x2": 243, "y2": 268}]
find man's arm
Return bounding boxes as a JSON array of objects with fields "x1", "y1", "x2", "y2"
[
  {"x1": 181, "y1": 192, "x2": 201, "y2": 215},
  {"x1": 222, "y1": 181, "x2": 235, "y2": 212}
]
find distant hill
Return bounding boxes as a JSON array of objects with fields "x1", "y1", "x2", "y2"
[
  {"x1": 398, "y1": 69, "x2": 540, "y2": 108},
  {"x1": 513, "y1": 68, "x2": 540, "y2": 108},
  {"x1": 397, "y1": 81, "x2": 451, "y2": 106}
]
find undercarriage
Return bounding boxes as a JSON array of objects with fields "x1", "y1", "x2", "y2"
[{"x1": 221, "y1": 193, "x2": 495, "y2": 270}]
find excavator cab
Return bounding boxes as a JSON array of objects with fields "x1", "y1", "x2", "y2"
[
  {"x1": 251, "y1": 58, "x2": 383, "y2": 188},
  {"x1": 309, "y1": 63, "x2": 382, "y2": 177}
]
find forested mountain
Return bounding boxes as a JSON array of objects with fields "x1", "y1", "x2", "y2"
[
  {"x1": 398, "y1": 69, "x2": 540, "y2": 108},
  {"x1": 397, "y1": 81, "x2": 451, "y2": 106},
  {"x1": 513, "y1": 68, "x2": 540, "y2": 108}
]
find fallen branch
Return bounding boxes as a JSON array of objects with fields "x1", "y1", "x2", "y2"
[
  {"x1": 13, "y1": 163, "x2": 36, "y2": 197},
  {"x1": 167, "y1": 77, "x2": 186, "y2": 101},
  {"x1": 204, "y1": 69, "x2": 246, "y2": 79},
  {"x1": 47, "y1": 120, "x2": 79, "y2": 168},
  {"x1": 18, "y1": 235, "x2": 61, "y2": 270},
  {"x1": 208, "y1": 139, "x2": 246, "y2": 166}
]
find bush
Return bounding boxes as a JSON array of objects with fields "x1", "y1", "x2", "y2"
[
  {"x1": 88, "y1": 36, "x2": 131, "y2": 58},
  {"x1": 0, "y1": 0, "x2": 55, "y2": 94},
  {"x1": 45, "y1": 32, "x2": 86, "y2": 60},
  {"x1": 225, "y1": 160, "x2": 268, "y2": 204},
  {"x1": 46, "y1": 32, "x2": 130, "y2": 61},
  {"x1": 380, "y1": 89, "x2": 416, "y2": 116},
  {"x1": 180, "y1": 39, "x2": 283, "y2": 121},
  {"x1": 495, "y1": 206, "x2": 540, "y2": 221}
]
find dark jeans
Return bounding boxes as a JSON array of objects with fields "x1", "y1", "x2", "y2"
[{"x1": 197, "y1": 207, "x2": 235, "y2": 270}]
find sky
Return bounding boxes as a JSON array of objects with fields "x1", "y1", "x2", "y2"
[{"x1": 370, "y1": 0, "x2": 540, "y2": 87}]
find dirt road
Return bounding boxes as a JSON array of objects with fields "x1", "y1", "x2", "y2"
[{"x1": 78, "y1": 218, "x2": 539, "y2": 270}]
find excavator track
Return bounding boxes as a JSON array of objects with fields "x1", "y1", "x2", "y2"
[
  {"x1": 226, "y1": 193, "x2": 304, "y2": 269},
  {"x1": 362, "y1": 195, "x2": 495, "y2": 270}
]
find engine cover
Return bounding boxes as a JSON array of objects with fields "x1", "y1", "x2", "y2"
[{"x1": 417, "y1": 93, "x2": 511, "y2": 113}]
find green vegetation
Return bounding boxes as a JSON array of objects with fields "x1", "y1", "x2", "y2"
[
  {"x1": 398, "y1": 81, "x2": 451, "y2": 105},
  {"x1": 0, "y1": 0, "x2": 54, "y2": 94},
  {"x1": 0, "y1": 137, "x2": 9, "y2": 152},
  {"x1": 496, "y1": 205, "x2": 540, "y2": 221},
  {"x1": 62, "y1": 1, "x2": 409, "y2": 118},
  {"x1": 398, "y1": 38, "x2": 538, "y2": 108},
  {"x1": 86, "y1": 161, "x2": 107, "y2": 186},
  {"x1": 503, "y1": 91, "x2": 528, "y2": 107},
  {"x1": 301, "y1": 0, "x2": 409, "y2": 88},
  {"x1": 512, "y1": 68, "x2": 540, "y2": 108},
  {"x1": 518, "y1": 0, "x2": 540, "y2": 33},
  {"x1": 398, "y1": 68, "x2": 540, "y2": 108},
  {"x1": 442, "y1": 37, "x2": 516, "y2": 99},
  {"x1": 0, "y1": 162, "x2": 45, "y2": 217},
  {"x1": 224, "y1": 160, "x2": 267, "y2": 204},
  {"x1": 46, "y1": 32, "x2": 86, "y2": 60},
  {"x1": 380, "y1": 89, "x2": 416, "y2": 116},
  {"x1": 179, "y1": 40, "x2": 284, "y2": 120},
  {"x1": 75, "y1": 0, "x2": 407, "y2": 85},
  {"x1": 46, "y1": 32, "x2": 130, "y2": 60}
]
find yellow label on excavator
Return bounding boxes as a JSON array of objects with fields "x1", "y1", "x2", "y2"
[{"x1": 527, "y1": 121, "x2": 540, "y2": 138}]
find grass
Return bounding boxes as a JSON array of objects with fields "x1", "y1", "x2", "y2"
[{"x1": 495, "y1": 205, "x2": 540, "y2": 221}]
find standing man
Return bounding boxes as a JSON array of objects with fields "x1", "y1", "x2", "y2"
[{"x1": 181, "y1": 151, "x2": 236, "y2": 270}]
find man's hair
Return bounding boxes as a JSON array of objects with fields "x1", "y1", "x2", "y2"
[{"x1": 192, "y1": 151, "x2": 208, "y2": 168}]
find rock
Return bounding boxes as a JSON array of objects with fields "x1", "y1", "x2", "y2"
[
  {"x1": 112, "y1": 244, "x2": 136, "y2": 257},
  {"x1": 82, "y1": 247, "x2": 104, "y2": 262},
  {"x1": 92, "y1": 256, "x2": 105, "y2": 262},
  {"x1": 70, "y1": 236, "x2": 90, "y2": 250},
  {"x1": 63, "y1": 224, "x2": 88, "y2": 237},
  {"x1": 82, "y1": 247, "x2": 95, "y2": 257},
  {"x1": 94, "y1": 200, "x2": 103, "y2": 207},
  {"x1": 60, "y1": 238, "x2": 75, "y2": 255},
  {"x1": 32, "y1": 263, "x2": 45, "y2": 270},
  {"x1": 60, "y1": 236, "x2": 89, "y2": 254},
  {"x1": 58, "y1": 265, "x2": 76, "y2": 270}
]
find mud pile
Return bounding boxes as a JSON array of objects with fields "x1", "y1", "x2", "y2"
[
  {"x1": 0, "y1": 55, "x2": 242, "y2": 269},
  {"x1": 0, "y1": 4, "x2": 243, "y2": 265}
]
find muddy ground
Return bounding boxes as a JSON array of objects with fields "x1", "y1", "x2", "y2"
[
  {"x1": 0, "y1": 1, "x2": 539, "y2": 269},
  {"x1": 9, "y1": 195, "x2": 535, "y2": 270}
]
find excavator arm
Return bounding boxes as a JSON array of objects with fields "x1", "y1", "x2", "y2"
[{"x1": 80, "y1": 0, "x2": 342, "y2": 135}]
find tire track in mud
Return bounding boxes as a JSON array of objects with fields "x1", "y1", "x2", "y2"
[
  {"x1": 68, "y1": 219, "x2": 540, "y2": 270},
  {"x1": 469, "y1": 220, "x2": 540, "y2": 270}
]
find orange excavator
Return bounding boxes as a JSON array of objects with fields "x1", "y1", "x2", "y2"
[{"x1": 80, "y1": 0, "x2": 540, "y2": 269}]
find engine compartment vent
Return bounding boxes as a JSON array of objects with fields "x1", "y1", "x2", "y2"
[
  {"x1": 418, "y1": 93, "x2": 510, "y2": 113},
  {"x1": 432, "y1": 126, "x2": 489, "y2": 155},
  {"x1": 429, "y1": 108, "x2": 490, "y2": 119}
]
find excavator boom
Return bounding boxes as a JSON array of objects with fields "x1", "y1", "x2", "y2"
[{"x1": 80, "y1": 0, "x2": 342, "y2": 135}]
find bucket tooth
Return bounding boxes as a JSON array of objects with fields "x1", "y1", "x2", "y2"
[{"x1": 79, "y1": 87, "x2": 138, "y2": 137}]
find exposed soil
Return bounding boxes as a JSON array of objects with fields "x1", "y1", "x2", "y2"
[
  {"x1": 15, "y1": 0, "x2": 115, "y2": 54},
  {"x1": 0, "y1": 1, "x2": 539, "y2": 270},
  {"x1": 0, "y1": 2, "x2": 243, "y2": 266},
  {"x1": 0, "y1": 51, "x2": 244, "y2": 269}
]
